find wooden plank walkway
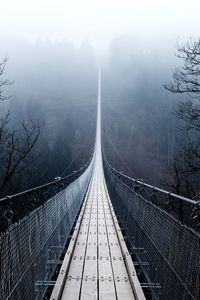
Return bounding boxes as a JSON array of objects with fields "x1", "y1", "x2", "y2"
[{"x1": 50, "y1": 71, "x2": 145, "y2": 300}]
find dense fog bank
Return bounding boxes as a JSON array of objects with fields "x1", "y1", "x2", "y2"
[
  {"x1": 1, "y1": 35, "x2": 199, "y2": 197},
  {"x1": 102, "y1": 36, "x2": 178, "y2": 187},
  {"x1": 0, "y1": 38, "x2": 96, "y2": 195}
]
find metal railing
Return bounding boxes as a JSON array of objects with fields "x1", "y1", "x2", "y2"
[
  {"x1": 0, "y1": 156, "x2": 94, "y2": 300},
  {"x1": 0, "y1": 159, "x2": 92, "y2": 233},
  {"x1": 104, "y1": 156, "x2": 200, "y2": 229},
  {"x1": 103, "y1": 153, "x2": 200, "y2": 299}
]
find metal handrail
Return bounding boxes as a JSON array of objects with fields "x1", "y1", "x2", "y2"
[
  {"x1": 0, "y1": 156, "x2": 93, "y2": 232},
  {"x1": 104, "y1": 154, "x2": 198, "y2": 206},
  {"x1": 0, "y1": 160, "x2": 91, "y2": 204},
  {"x1": 102, "y1": 149, "x2": 200, "y2": 227}
]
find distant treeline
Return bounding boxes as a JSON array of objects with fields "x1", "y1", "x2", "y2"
[{"x1": 1, "y1": 36, "x2": 199, "y2": 198}]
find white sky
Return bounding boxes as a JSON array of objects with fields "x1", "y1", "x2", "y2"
[{"x1": 1, "y1": 0, "x2": 200, "y2": 49}]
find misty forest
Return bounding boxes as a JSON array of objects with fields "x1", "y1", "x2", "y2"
[
  {"x1": 0, "y1": 37, "x2": 200, "y2": 198},
  {"x1": 0, "y1": 1, "x2": 200, "y2": 299}
]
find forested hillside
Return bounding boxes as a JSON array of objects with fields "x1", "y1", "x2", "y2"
[
  {"x1": 0, "y1": 39, "x2": 96, "y2": 196},
  {"x1": 1, "y1": 36, "x2": 199, "y2": 198}
]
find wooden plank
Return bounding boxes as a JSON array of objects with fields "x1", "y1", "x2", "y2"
[
  {"x1": 103, "y1": 181, "x2": 145, "y2": 300},
  {"x1": 98, "y1": 178, "x2": 116, "y2": 300},
  {"x1": 100, "y1": 177, "x2": 135, "y2": 300},
  {"x1": 80, "y1": 174, "x2": 98, "y2": 300},
  {"x1": 80, "y1": 221, "x2": 98, "y2": 299},
  {"x1": 50, "y1": 193, "x2": 89, "y2": 300},
  {"x1": 60, "y1": 182, "x2": 95, "y2": 300}
]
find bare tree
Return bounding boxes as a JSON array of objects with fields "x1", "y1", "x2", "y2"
[
  {"x1": 0, "y1": 57, "x2": 41, "y2": 196},
  {"x1": 164, "y1": 38, "x2": 200, "y2": 133},
  {"x1": 162, "y1": 160, "x2": 196, "y2": 198},
  {"x1": 164, "y1": 38, "x2": 200, "y2": 197},
  {"x1": 0, "y1": 56, "x2": 13, "y2": 101}
]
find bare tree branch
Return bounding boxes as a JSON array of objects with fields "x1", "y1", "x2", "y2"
[
  {"x1": 0, "y1": 57, "x2": 41, "y2": 195},
  {"x1": 164, "y1": 38, "x2": 200, "y2": 197},
  {"x1": 0, "y1": 121, "x2": 41, "y2": 194},
  {"x1": 0, "y1": 56, "x2": 13, "y2": 101}
]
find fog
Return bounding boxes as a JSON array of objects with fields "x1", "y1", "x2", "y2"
[
  {"x1": 1, "y1": 0, "x2": 200, "y2": 49},
  {"x1": 1, "y1": 0, "x2": 200, "y2": 196},
  {"x1": 0, "y1": 35, "x2": 180, "y2": 193}
]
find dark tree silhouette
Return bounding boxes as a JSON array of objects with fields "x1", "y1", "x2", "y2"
[
  {"x1": 164, "y1": 39, "x2": 200, "y2": 197},
  {"x1": 0, "y1": 57, "x2": 13, "y2": 101},
  {"x1": 0, "y1": 58, "x2": 41, "y2": 196}
]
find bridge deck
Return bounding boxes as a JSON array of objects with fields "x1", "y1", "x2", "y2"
[{"x1": 50, "y1": 71, "x2": 145, "y2": 300}]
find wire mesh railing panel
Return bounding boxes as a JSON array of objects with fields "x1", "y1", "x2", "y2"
[
  {"x1": 0, "y1": 160, "x2": 92, "y2": 233},
  {"x1": 0, "y1": 159, "x2": 93, "y2": 300},
  {"x1": 104, "y1": 161, "x2": 200, "y2": 300},
  {"x1": 104, "y1": 160, "x2": 200, "y2": 229}
]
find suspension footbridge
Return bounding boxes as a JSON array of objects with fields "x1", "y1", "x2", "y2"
[
  {"x1": 0, "y1": 72, "x2": 199, "y2": 300},
  {"x1": 50, "y1": 72, "x2": 144, "y2": 300}
]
